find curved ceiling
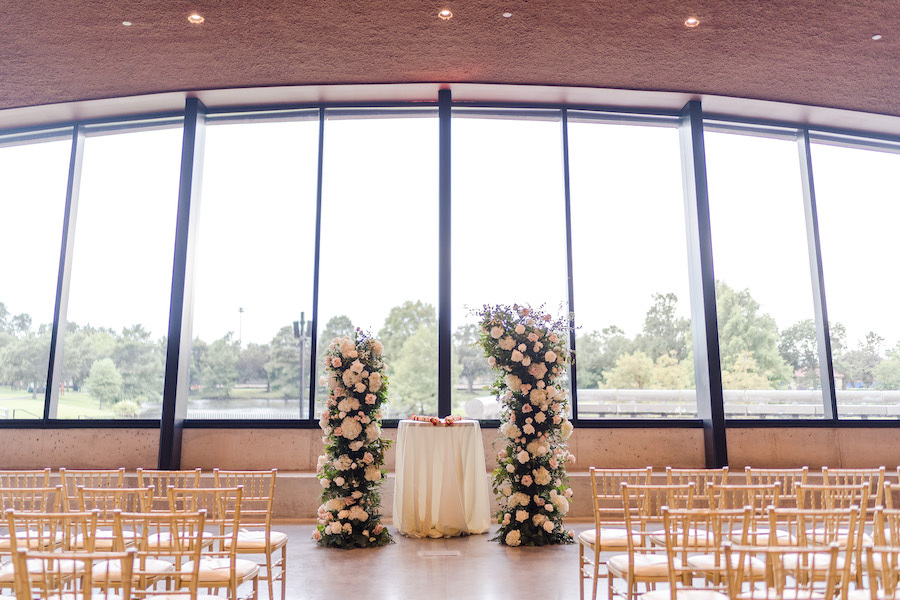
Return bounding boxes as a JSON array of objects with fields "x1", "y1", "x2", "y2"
[{"x1": 2, "y1": 0, "x2": 899, "y2": 118}]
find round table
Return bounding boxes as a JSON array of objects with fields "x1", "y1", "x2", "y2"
[{"x1": 392, "y1": 419, "x2": 491, "y2": 538}]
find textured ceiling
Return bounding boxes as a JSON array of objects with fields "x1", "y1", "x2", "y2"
[{"x1": 2, "y1": 0, "x2": 899, "y2": 117}]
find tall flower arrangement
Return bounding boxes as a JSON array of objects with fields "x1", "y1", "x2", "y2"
[
  {"x1": 314, "y1": 331, "x2": 392, "y2": 549},
  {"x1": 476, "y1": 304, "x2": 575, "y2": 546}
]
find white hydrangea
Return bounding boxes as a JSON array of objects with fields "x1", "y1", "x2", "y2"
[
  {"x1": 332, "y1": 455, "x2": 352, "y2": 471},
  {"x1": 505, "y1": 530, "x2": 521, "y2": 546},
  {"x1": 498, "y1": 336, "x2": 516, "y2": 351},
  {"x1": 350, "y1": 359, "x2": 365, "y2": 374},
  {"x1": 364, "y1": 465, "x2": 382, "y2": 481},
  {"x1": 325, "y1": 498, "x2": 345, "y2": 512},
  {"x1": 499, "y1": 422, "x2": 522, "y2": 440},
  {"x1": 365, "y1": 423, "x2": 381, "y2": 442},
  {"x1": 340, "y1": 417, "x2": 363, "y2": 440},
  {"x1": 348, "y1": 505, "x2": 369, "y2": 521},
  {"x1": 505, "y1": 374, "x2": 522, "y2": 392},
  {"x1": 552, "y1": 494, "x2": 570, "y2": 515},
  {"x1": 517, "y1": 450, "x2": 530, "y2": 464},
  {"x1": 560, "y1": 419, "x2": 574, "y2": 440},
  {"x1": 543, "y1": 520, "x2": 555, "y2": 533},
  {"x1": 508, "y1": 492, "x2": 530, "y2": 508},
  {"x1": 515, "y1": 510, "x2": 529, "y2": 523},
  {"x1": 532, "y1": 513, "x2": 547, "y2": 527},
  {"x1": 339, "y1": 338, "x2": 355, "y2": 358},
  {"x1": 369, "y1": 372, "x2": 383, "y2": 392},
  {"x1": 533, "y1": 466, "x2": 551, "y2": 486}
]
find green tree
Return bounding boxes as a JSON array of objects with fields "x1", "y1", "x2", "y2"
[
  {"x1": 190, "y1": 338, "x2": 209, "y2": 391},
  {"x1": 266, "y1": 325, "x2": 301, "y2": 399},
  {"x1": 204, "y1": 334, "x2": 240, "y2": 397},
  {"x1": 85, "y1": 358, "x2": 123, "y2": 409},
  {"x1": 378, "y1": 301, "x2": 436, "y2": 359},
  {"x1": 391, "y1": 323, "x2": 461, "y2": 416},
  {"x1": 238, "y1": 343, "x2": 269, "y2": 386},
  {"x1": 635, "y1": 292, "x2": 690, "y2": 361},
  {"x1": 603, "y1": 351, "x2": 655, "y2": 389},
  {"x1": 721, "y1": 351, "x2": 771, "y2": 390},
  {"x1": 715, "y1": 281, "x2": 791, "y2": 388},
  {"x1": 576, "y1": 326, "x2": 636, "y2": 389},
  {"x1": 778, "y1": 319, "x2": 820, "y2": 389},
  {"x1": 840, "y1": 332, "x2": 884, "y2": 389},
  {"x1": 651, "y1": 352, "x2": 692, "y2": 389},
  {"x1": 0, "y1": 330, "x2": 51, "y2": 397},
  {"x1": 453, "y1": 324, "x2": 490, "y2": 393},
  {"x1": 63, "y1": 323, "x2": 116, "y2": 392},
  {"x1": 113, "y1": 325, "x2": 164, "y2": 403}
]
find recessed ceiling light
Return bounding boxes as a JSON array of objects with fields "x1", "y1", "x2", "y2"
[
  {"x1": 438, "y1": 9, "x2": 453, "y2": 20},
  {"x1": 684, "y1": 17, "x2": 700, "y2": 28},
  {"x1": 872, "y1": 34, "x2": 883, "y2": 41},
  {"x1": 187, "y1": 13, "x2": 205, "y2": 24},
  {"x1": 502, "y1": 12, "x2": 512, "y2": 18},
  {"x1": 122, "y1": 20, "x2": 132, "y2": 27}
]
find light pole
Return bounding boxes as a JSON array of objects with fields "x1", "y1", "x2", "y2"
[{"x1": 238, "y1": 307, "x2": 244, "y2": 347}]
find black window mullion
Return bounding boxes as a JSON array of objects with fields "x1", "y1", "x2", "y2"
[
  {"x1": 307, "y1": 108, "x2": 326, "y2": 421},
  {"x1": 679, "y1": 100, "x2": 727, "y2": 467},
  {"x1": 159, "y1": 98, "x2": 206, "y2": 469},
  {"x1": 797, "y1": 129, "x2": 838, "y2": 420},
  {"x1": 438, "y1": 89, "x2": 452, "y2": 418},
  {"x1": 44, "y1": 125, "x2": 84, "y2": 420},
  {"x1": 561, "y1": 109, "x2": 579, "y2": 422}
]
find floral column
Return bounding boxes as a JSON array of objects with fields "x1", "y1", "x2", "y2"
[
  {"x1": 477, "y1": 304, "x2": 575, "y2": 546},
  {"x1": 314, "y1": 331, "x2": 393, "y2": 548}
]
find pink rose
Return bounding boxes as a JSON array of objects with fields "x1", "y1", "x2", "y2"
[
  {"x1": 331, "y1": 357, "x2": 342, "y2": 367},
  {"x1": 312, "y1": 529, "x2": 322, "y2": 541},
  {"x1": 334, "y1": 427, "x2": 343, "y2": 436},
  {"x1": 522, "y1": 404, "x2": 533, "y2": 413},
  {"x1": 522, "y1": 475, "x2": 533, "y2": 486},
  {"x1": 549, "y1": 458, "x2": 559, "y2": 469},
  {"x1": 365, "y1": 394, "x2": 376, "y2": 404},
  {"x1": 363, "y1": 452, "x2": 375, "y2": 464},
  {"x1": 374, "y1": 524, "x2": 383, "y2": 534}
]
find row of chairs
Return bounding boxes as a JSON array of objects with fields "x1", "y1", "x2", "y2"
[
  {"x1": 0, "y1": 468, "x2": 286, "y2": 600},
  {"x1": 580, "y1": 466, "x2": 892, "y2": 600}
]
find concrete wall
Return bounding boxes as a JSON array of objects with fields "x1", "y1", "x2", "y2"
[{"x1": 0, "y1": 428, "x2": 158, "y2": 469}]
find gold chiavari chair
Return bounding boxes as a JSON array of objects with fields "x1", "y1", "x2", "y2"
[
  {"x1": 724, "y1": 542, "x2": 841, "y2": 600},
  {"x1": 666, "y1": 467, "x2": 729, "y2": 506},
  {"x1": 136, "y1": 468, "x2": 203, "y2": 510},
  {"x1": 0, "y1": 469, "x2": 51, "y2": 489},
  {"x1": 650, "y1": 506, "x2": 763, "y2": 600},
  {"x1": 167, "y1": 486, "x2": 259, "y2": 600},
  {"x1": 75, "y1": 487, "x2": 154, "y2": 550},
  {"x1": 607, "y1": 483, "x2": 695, "y2": 600},
  {"x1": 11, "y1": 547, "x2": 135, "y2": 600},
  {"x1": 855, "y1": 545, "x2": 900, "y2": 600},
  {"x1": 768, "y1": 506, "x2": 858, "y2": 598},
  {"x1": 745, "y1": 467, "x2": 809, "y2": 505},
  {"x1": 580, "y1": 467, "x2": 653, "y2": 600},
  {"x1": 822, "y1": 466, "x2": 885, "y2": 507},
  {"x1": 1, "y1": 511, "x2": 99, "y2": 593},
  {"x1": 0, "y1": 487, "x2": 64, "y2": 565},
  {"x1": 59, "y1": 468, "x2": 126, "y2": 511},
  {"x1": 708, "y1": 484, "x2": 782, "y2": 545},
  {"x1": 213, "y1": 469, "x2": 286, "y2": 600},
  {"x1": 885, "y1": 481, "x2": 899, "y2": 510}
]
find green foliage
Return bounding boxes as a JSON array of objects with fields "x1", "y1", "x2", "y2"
[
  {"x1": 114, "y1": 325, "x2": 164, "y2": 403},
  {"x1": 85, "y1": 358, "x2": 123, "y2": 409},
  {"x1": 112, "y1": 398, "x2": 142, "y2": 417},
  {"x1": 454, "y1": 324, "x2": 491, "y2": 393},
  {"x1": 265, "y1": 325, "x2": 301, "y2": 399},
  {"x1": 391, "y1": 323, "x2": 440, "y2": 415},
  {"x1": 476, "y1": 303, "x2": 574, "y2": 547},
  {"x1": 0, "y1": 330, "x2": 52, "y2": 398},
  {"x1": 315, "y1": 331, "x2": 392, "y2": 549},
  {"x1": 377, "y1": 300, "x2": 436, "y2": 359},
  {"x1": 204, "y1": 334, "x2": 240, "y2": 397},
  {"x1": 237, "y1": 343, "x2": 269, "y2": 387},
  {"x1": 840, "y1": 332, "x2": 884, "y2": 388},
  {"x1": 635, "y1": 292, "x2": 690, "y2": 361},
  {"x1": 721, "y1": 352, "x2": 772, "y2": 390}
]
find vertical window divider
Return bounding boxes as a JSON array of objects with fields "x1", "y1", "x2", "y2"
[
  {"x1": 159, "y1": 98, "x2": 206, "y2": 468},
  {"x1": 560, "y1": 109, "x2": 579, "y2": 422},
  {"x1": 308, "y1": 107, "x2": 326, "y2": 421},
  {"x1": 797, "y1": 128, "x2": 838, "y2": 420},
  {"x1": 45, "y1": 125, "x2": 85, "y2": 420},
  {"x1": 438, "y1": 89, "x2": 452, "y2": 418},
  {"x1": 679, "y1": 101, "x2": 727, "y2": 466}
]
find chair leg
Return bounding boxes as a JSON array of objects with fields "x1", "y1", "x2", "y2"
[
  {"x1": 591, "y1": 546, "x2": 600, "y2": 600},
  {"x1": 579, "y1": 543, "x2": 585, "y2": 600},
  {"x1": 281, "y1": 545, "x2": 287, "y2": 600},
  {"x1": 266, "y1": 553, "x2": 274, "y2": 600}
]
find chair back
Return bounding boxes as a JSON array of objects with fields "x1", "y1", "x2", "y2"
[
  {"x1": 0, "y1": 486, "x2": 63, "y2": 513},
  {"x1": 590, "y1": 467, "x2": 653, "y2": 496},
  {"x1": 11, "y1": 546, "x2": 135, "y2": 600},
  {"x1": 872, "y1": 507, "x2": 900, "y2": 546},
  {"x1": 745, "y1": 466, "x2": 808, "y2": 500},
  {"x1": 59, "y1": 468, "x2": 126, "y2": 510},
  {"x1": 822, "y1": 466, "x2": 884, "y2": 506},
  {"x1": 213, "y1": 469, "x2": 276, "y2": 528},
  {"x1": 724, "y1": 542, "x2": 840, "y2": 600},
  {"x1": 666, "y1": 467, "x2": 728, "y2": 500},
  {"x1": 115, "y1": 510, "x2": 207, "y2": 597},
  {"x1": 76, "y1": 486, "x2": 154, "y2": 518},
  {"x1": 708, "y1": 483, "x2": 781, "y2": 513},
  {"x1": 864, "y1": 545, "x2": 900, "y2": 600},
  {"x1": 136, "y1": 468, "x2": 203, "y2": 503},
  {"x1": 0, "y1": 468, "x2": 51, "y2": 488},
  {"x1": 6, "y1": 510, "x2": 99, "y2": 552}
]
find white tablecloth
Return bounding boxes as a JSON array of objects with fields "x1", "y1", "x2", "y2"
[{"x1": 393, "y1": 419, "x2": 491, "y2": 538}]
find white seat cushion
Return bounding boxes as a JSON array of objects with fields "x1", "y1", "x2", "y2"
[
  {"x1": 0, "y1": 558, "x2": 84, "y2": 582},
  {"x1": 781, "y1": 552, "x2": 846, "y2": 572},
  {"x1": 147, "y1": 531, "x2": 214, "y2": 550},
  {"x1": 182, "y1": 558, "x2": 260, "y2": 583},
  {"x1": 608, "y1": 554, "x2": 673, "y2": 577},
  {"x1": 688, "y1": 553, "x2": 766, "y2": 576},
  {"x1": 92, "y1": 558, "x2": 174, "y2": 582},
  {"x1": 224, "y1": 529, "x2": 288, "y2": 550},
  {"x1": 578, "y1": 528, "x2": 641, "y2": 548},
  {"x1": 643, "y1": 589, "x2": 729, "y2": 600},
  {"x1": 737, "y1": 589, "x2": 826, "y2": 600},
  {"x1": 649, "y1": 528, "x2": 716, "y2": 548}
]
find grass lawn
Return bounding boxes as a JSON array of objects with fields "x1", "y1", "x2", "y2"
[{"x1": 0, "y1": 386, "x2": 117, "y2": 419}]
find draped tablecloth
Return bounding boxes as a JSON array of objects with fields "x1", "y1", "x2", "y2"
[{"x1": 393, "y1": 419, "x2": 491, "y2": 538}]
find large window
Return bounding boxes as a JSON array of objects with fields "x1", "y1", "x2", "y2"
[
  {"x1": 317, "y1": 110, "x2": 439, "y2": 419},
  {"x1": 568, "y1": 115, "x2": 692, "y2": 419},
  {"x1": 61, "y1": 125, "x2": 183, "y2": 420},
  {"x1": 190, "y1": 113, "x2": 320, "y2": 420},
  {"x1": 451, "y1": 109, "x2": 568, "y2": 419},
  {"x1": 811, "y1": 139, "x2": 900, "y2": 419},
  {"x1": 705, "y1": 128, "x2": 819, "y2": 419},
  {"x1": 0, "y1": 133, "x2": 72, "y2": 419}
]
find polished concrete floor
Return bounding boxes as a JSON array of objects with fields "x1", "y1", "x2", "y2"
[{"x1": 252, "y1": 520, "x2": 595, "y2": 600}]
